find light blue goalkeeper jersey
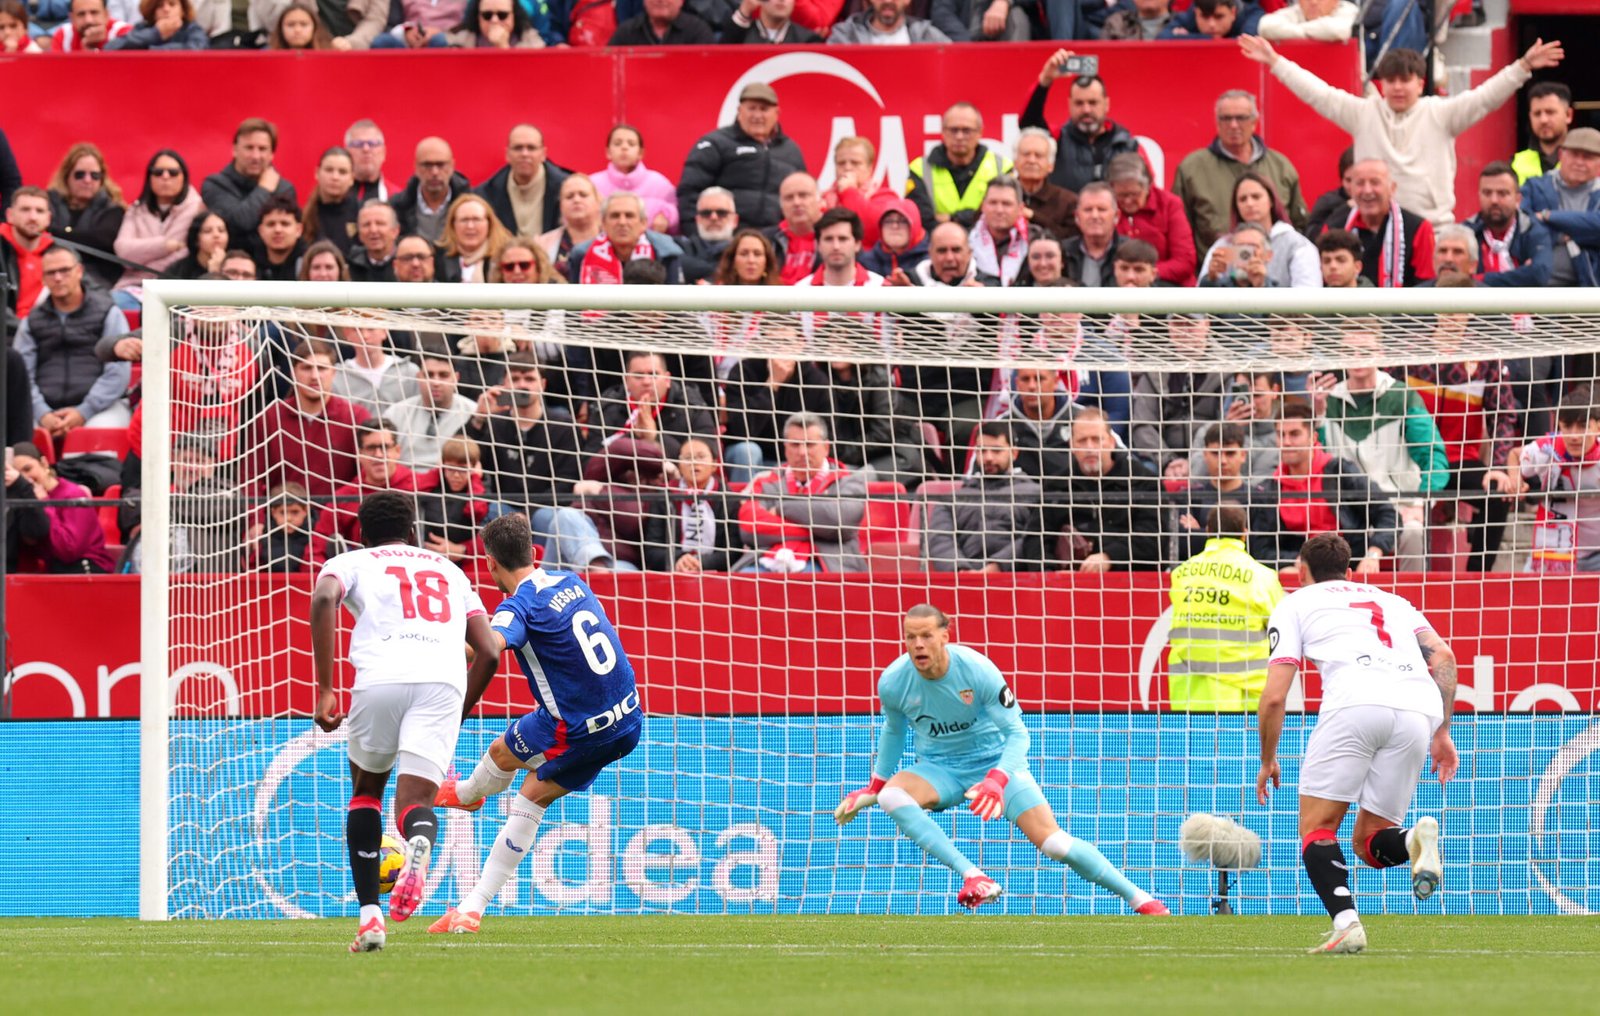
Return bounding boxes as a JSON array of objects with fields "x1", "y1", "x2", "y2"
[{"x1": 873, "y1": 644, "x2": 1030, "y2": 778}]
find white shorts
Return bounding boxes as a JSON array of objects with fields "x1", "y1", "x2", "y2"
[
  {"x1": 1300, "y1": 705, "x2": 1432, "y2": 824},
  {"x1": 346, "y1": 682, "x2": 463, "y2": 785}
]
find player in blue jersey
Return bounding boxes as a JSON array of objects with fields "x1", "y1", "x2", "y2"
[
  {"x1": 428, "y1": 512, "x2": 642, "y2": 934},
  {"x1": 836, "y1": 605, "x2": 1169, "y2": 913}
]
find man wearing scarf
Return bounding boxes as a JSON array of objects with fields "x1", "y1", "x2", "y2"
[
  {"x1": 572, "y1": 192, "x2": 683, "y2": 285},
  {"x1": 969, "y1": 176, "x2": 1045, "y2": 287},
  {"x1": 1327, "y1": 159, "x2": 1434, "y2": 288},
  {"x1": 1463, "y1": 161, "x2": 1553, "y2": 287},
  {"x1": 737, "y1": 412, "x2": 874, "y2": 574}
]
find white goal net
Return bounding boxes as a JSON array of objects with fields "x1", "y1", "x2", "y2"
[{"x1": 139, "y1": 282, "x2": 1600, "y2": 920}]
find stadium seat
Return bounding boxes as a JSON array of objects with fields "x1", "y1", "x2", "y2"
[
  {"x1": 63, "y1": 427, "x2": 132, "y2": 460},
  {"x1": 918, "y1": 422, "x2": 945, "y2": 465},
  {"x1": 99, "y1": 484, "x2": 123, "y2": 546},
  {"x1": 860, "y1": 481, "x2": 918, "y2": 571},
  {"x1": 31, "y1": 427, "x2": 56, "y2": 463}
]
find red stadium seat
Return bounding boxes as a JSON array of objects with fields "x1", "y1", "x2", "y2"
[
  {"x1": 99, "y1": 484, "x2": 122, "y2": 546},
  {"x1": 860, "y1": 481, "x2": 918, "y2": 571},
  {"x1": 62, "y1": 427, "x2": 131, "y2": 460},
  {"x1": 31, "y1": 427, "x2": 56, "y2": 463}
]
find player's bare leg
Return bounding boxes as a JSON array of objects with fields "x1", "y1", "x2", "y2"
[
  {"x1": 1300, "y1": 796, "x2": 1366, "y2": 954},
  {"x1": 436, "y1": 736, "x2": 522, "y2": 812},
  {"x1": 388, "y1": 771, "x2": 443, "y2": 923},
  {"x1": 347, "y1": 764, "x2": 390, "y2": 952},
  {"x1": 431, "y1": 774, "x2": 571, "y2": 934},
  {"x1": 868, "y1": 773, "x2": 999, "y2": 910},
  {"x1": 1014, "y1": 804, "x2": 1168, "y2": 914},
  {"x1": 1352, "y1": 808, "x2": 1440, "y2": 900}
]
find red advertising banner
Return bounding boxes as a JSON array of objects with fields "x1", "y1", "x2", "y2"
[
  {"x1": 2, "y1": 41, "x2": 1361, "y2": 206},
  {"x1": 6, "y1": 572, "x2": 1595, "y2": 718}
]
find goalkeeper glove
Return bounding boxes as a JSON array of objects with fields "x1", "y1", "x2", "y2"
[
  {"x1": 964, "y1": 769, "x2": 1009, "y2": 821},
  {"x1": 834, "y1": 775, "x2": 887, "y2": 825}
]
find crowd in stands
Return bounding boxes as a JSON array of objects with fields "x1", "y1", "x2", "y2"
[{"x1": 3, "y1": 20, "x2": 1597, "y2": 577}]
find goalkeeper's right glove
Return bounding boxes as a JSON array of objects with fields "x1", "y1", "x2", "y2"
[{"x1": 834, "y1": 775, "x2": 888, "y2": 825}]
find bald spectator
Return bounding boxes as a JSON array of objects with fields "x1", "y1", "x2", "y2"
[
  {"x1": 915, "y1": 222, "x2": 981, "y2": 287},
  {"x1": 1172, "y1": 88, "x2": 1308, "y2": 250},
  {"x1": 477, "y1": 124, "x2": 570, "y2": 241},
  {"x1": 767, "y1": 172, "x2": 822, "y2": 285},
  {"x1": 391, "y1": 234, "x2": 437, "y2": 283},
  {"x1": 1320, "y1": 159, "x2": 1435, "y2": 287},
  {"x1": 678, "y1": 82, "x2": 806, "y2": 234},
  {"x1": 201, "y1": 117, "x2": 298, "y2": 243},
  {"x1": 1109, "y1": 152, "x2": 1196, "y2": 286},
  {"x1": 829, "y1": 0, "x2": 951, "y2": 42},
  {"x1": 907, "y1": 103, "x2": 1013, "y2": 231},
  {"x1": 1013, "y1": 127, "x2": 1078, "y2": 241},
  {"x1": 609, "y1": 0, "x2": 714, "y2": 43},
  {"x1": 1061, "y1": 182, "x2": 1123, "y2": 286},
  {"x1": 1022, "y1": 51, "x2": 1141, "y2": 193},
  {"x1": 392, "y1": 137, "x2": 472, "y2": 244}
]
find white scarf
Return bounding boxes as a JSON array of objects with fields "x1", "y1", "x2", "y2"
[
  {"x1": 1346, "y1": 201, "x2": 1406, "y2": 288},
  {"x1": 1481, "y1": 220, "x2": 1517, "y2": 274},
  {"x1": 969, "y1": 222, "x2": 1028, "y2": 286}
]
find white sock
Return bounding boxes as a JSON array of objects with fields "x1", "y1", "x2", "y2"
[
  {"x1": 962, "y1": 867, "x2": 983, "y2": 880},
  {"x1": 1333, "y1": 909, "x2": 1361, "y2": 931},
  {"x1": 458, "y1": 754, "x2": 517, "y2": 805},
  {"x1": 460, "y1": 797, "x2": 545, "y2": 914},
  {"x1": 359, "y1": 904, "x2": 383, "y2": 925}
]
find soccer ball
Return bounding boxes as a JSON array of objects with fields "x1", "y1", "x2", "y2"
[{"x1": 378, "y1": 835, "x2": 407, "y2": 894}]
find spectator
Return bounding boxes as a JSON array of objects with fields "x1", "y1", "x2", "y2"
[
  {"x1": 609, "y1": 0, "x2": 714, "y2": 44},
  {"x1": 344, "y1": 120, "x2": 394, "y2": 203},
  {"x1": 1240, "y1": 34, "x2": 1564, "y2": 225},
  {"x1": 1055, "y1": 407, "x2": 1163, "y2": 572},
  {"x1": 8, "y1": 441, "x2": 116, "y2": 573},
  {"x1": 720, "y1": 0, "x2": 821, "y2": 43},
  {"x1": 14, "y1": 246, "x2": 131, "y2": 435},
  {"x1": 1524, "y1": 128, "x2": 1600, "y2": 288},
  {"x1": 298, "y1": 239, "x2": 349, "y2": 281},
  {"x1": 926, "y1": 421, "x2": 1045, "y2": 572},
  {"x1": 1013, "y1": 127, "x2": 1077, "y2": 241},
  {"x1": 1304, "y1": 145, "x2": 1354, "y2": 239},
  {"x1": 572, "y1": 434, "x2": 672, "y2": 571},
  {"x1": 994, "y1": 365, "x2": 1079, "y2": 484},
  {"x1": 571, "y1": 192, "x2": 684, "y2": 285},
  {"x1": 678, "y1": 82, "x2": 806, "y2": 235},
  {"x1": 1172, "y1": 89, "x2": 1308, "y2": 251},
  {"x1": 1197, "y1": 176, "x2": 1319, "y2": 288},
  {"x1": 50, "y1": 0, "x2": 131, "y2": 49},
  {"x1": 591, "y1": 124, "x2": 678, "y2": 236},
  {"x1": 1516, "y1": 388, "x2": 1600, "y2": 571},
  {"x1": 1130, "y1": 314, "x2": 1225, "y2": 483},
  {"x1": 643, "y1": 437, "x2": 739, "y2": 572},
  {"x1": 110, "y1": 149, "x2": 202, "y2": 310},
  {"x1": 1112, "y1": 238, "x2": 1162, "y2": 291},
  {"x1": 1101, "y1": 0, "x2": 1172, "y2": 40},
  {"x1": 347, "y1": 200, "x2": 400, "y2": 282},
  {"x1": 244, "y1": 339, "x2": 370, "y2": 496},
  {"x1": 1316, "y1": 227, "x2": 1368, "y2": 287},
  {"x1": 1324, "y1": 158, "x2": 1435, "y2": 287},
  {"x1": 1406, "y1": 309, "x2": 1523, "y2": 571},
  {"x1": 1016, "y1": 235, "x2": 1063, "y2": 286},
  {"x1": 1313, "y1": 319, "x2": 1447, "y2": 571},
  {"x1": 540, "y1": 173, "x2": 602, "y2": 280},
  {"x1": 245, "y1": 482, "x2": 314, "y2": 573},
  {"x1": 6, "y1": 348, "x2": 33, "y2": 445},
  {"x1": 738, "y1": 412, "x2": 874, "y2": 574},
  {"x1": 1514, "y1": 82, "x2": 1573, "y2": 185},
  {"x1": 372, "y1": 0, "x2": 463, "y2": 47},
  {"x1": 438, "y1": 194, "x2": 511, "y2": 284},
  {"x1": 478, "y1": 124, "x2": 569, "y2": 242},
  {"x1": 907, "y1": 103, "x2": 1011, "y2": 232},
  {"x1": 163, "y1": 211, "x2": 228, "y2": 280},
  {"x1": 448, "y1": 0, "x2": 543, "y2": 46},
  {"x1": 1108, "y1": 152, "x2": 1196, "y2": 286},
  {"x1": 1022, "y1": 52, "x2": 1141, "y2": 194},
  {"x1": 312, "y1": 420, "x2": 418, "y2": 560},
  {"x1": 167, "y1": 297, "x2": 260, "y2": 455},
  {"x1": 332, "y1": 320, "x2": 419, "y2": 418},
  {"x1": 914, "y1": 221, "x2": 980, "y2": 287},
  {"x1": 590, "y1": 350, "x2": 715, "y2": 460},
  {"x1": 711, "y1": 228, "x2": 780, "y2": 287},
  {"x1": 829, "y1": 0, "x2": 950, "y2": 43},
  {"x1": 1258, "y1": 0, "x2": 1357, "y2": 43},
  {"x1": 2, "y1": 187, "x2": 53, "y2": 323},
  {"x1": 220, "y1": 249, "x2": 257, "y2": 281},
  {"x1": 966, "y1": 176, "x2": 1043, "y2": 287},
  {"x1": 392, "y1": 137, "x2": 471, "y2": 244},
  {"x1": 1254, "y1": 402, "x2": 1398, "y2": 574},
  {"x1": 1169, "y1": 422, "x2": 1278, "y2": 563},
  {"x1": 680, "y1": 187, "x2": 740, "y2": 284},
  {"x1": 205, "y1": 120, "x2": 297, "y2": 250},
  {"x1": 768, "y1": 172, "x2": 822, "y2": 285},
  {"x1": 1199, "y1": 221, "x2": 1280, "y2": 289},
  {"x1": 0, "y1": 1, "x2": 45, "y2": 52},
  {"x1": 414, "y1": 436, "x2": 491, "y2": 567},
  {"x1": 1191, "y1": 372, "x2": 1283, "y2": 482},
  {"x1": 806, "y1": 350, "x2": 924, "y2": 486},
  {"x1": 930, "y1": 0, "x2": 1029, "y2": 40},
  {"x1": 249, "y1": 193, "x2": 305, "y2": 282},
  {"x1": 1160, "y1": 0, "x2": 1259, "y2": 38},
  {"x1": 385, "y1": 347, "x2": 475, "y2": 470},
  {"x1": 391, "y1": 234, "x2": 437, "y2": 284},
  {"x1": 268, "y1": 1, "x2": 333, "y2": 48},
  {"x1": 490, "y1": 234, "x2": 563, "y2": 283},
  {"x1": 1061, "y1": 182, "x2": 1122, "y2": 286},
  {"x1": 860, "y1": 198, "x2": 928, "y2": 282},
  {"x1": 45, "y1": 142, "x2": 126, "y2": 290},
  {"x1": 462, "y1": 353, "x2": 585, "y2": 513},
  {"x1": 1463, "y1": 160, "x2": 1551, "y2": 287},
  {"x1": 721, "y1": 346, "x2": 816, "y2": 485},
  {"x1": 820, "y1": 136, "x2": 897, "y2": 250},
  {"x1": 108, "y1": 0, "x2": 209, "y2": 47},
  {"x1": 299, "y1": 146, "x2": 360, "y2": 257},
  {"x1": 795, "y1": 207, "x2": 883, "y2": 288}
]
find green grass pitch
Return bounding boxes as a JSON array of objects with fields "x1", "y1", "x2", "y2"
[{"x1": 4, "y1": 915, "x2": 1599, "y2": 1015}]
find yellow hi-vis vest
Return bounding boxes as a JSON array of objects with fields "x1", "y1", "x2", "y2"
[
  {"x1": 1512, "y1": 148, "x2": 1548, "y2": 185},
  {"x1": 1167, "y1": 536, "x2": 1285, "y2": 696},
  {"x1": 908, "y1": 149, "x2": 1012, "y2": 218}
]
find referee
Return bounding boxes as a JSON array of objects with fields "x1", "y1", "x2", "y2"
[{"x1": 1167, "y1": 503, "x2": 1284, "y2": 711}]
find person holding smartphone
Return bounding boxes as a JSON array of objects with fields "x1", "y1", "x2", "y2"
[{"x1": 1021, "y1": 50, "x2": 1141, "y2": 194}]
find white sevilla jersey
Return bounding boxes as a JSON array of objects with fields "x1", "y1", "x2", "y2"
[
  {"x1": 318, "y1": 545, "x2": 486, "y2": 692},
  {"x1": 1267, "y1": 581, "x2": 1444, "y2": 725}
]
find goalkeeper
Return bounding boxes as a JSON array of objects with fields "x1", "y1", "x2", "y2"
[{"x1": 836, "y1": 605, "x2": 1169, "y2": 914}]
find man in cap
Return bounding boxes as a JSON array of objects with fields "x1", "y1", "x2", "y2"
[{"x1": 677, "y1": 81, "x2": 808, "y2": 235}]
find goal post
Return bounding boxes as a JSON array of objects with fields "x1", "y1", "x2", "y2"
[{"x1": 138, "y1": 279, "x2": 1600, "y2": 920}]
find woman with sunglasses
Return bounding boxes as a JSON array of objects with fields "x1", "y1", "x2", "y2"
[
  {"x1": 46, "y1": 142, "x2": 126, "y2": 290},
  {"x1": 111, "y1": 149, "x2": 203, "y2": 310},
  {"x1": 105, "y1": 0, "x2": 210, "y2": 49},
  {"x1": 538, "y1": 173, "x2": 602, "y2": 280},
  {"x1": 301, "y1": 146, "x2": 361, "y2": 257},
  {"x1": 447, "y1": 0, "x2": 542, "y2": 46}
]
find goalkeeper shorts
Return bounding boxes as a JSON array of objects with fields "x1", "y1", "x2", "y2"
[{"x1": 903, "y1": 759, "x2": 1047, "y2": 822}]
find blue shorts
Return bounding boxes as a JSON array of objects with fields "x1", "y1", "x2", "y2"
[
  {"x1": 903, "y1": 760, "x2": 1047, "y2": 823},
  {"x1": 503, "y1": 709, "x2": 640, "y2": 792}
]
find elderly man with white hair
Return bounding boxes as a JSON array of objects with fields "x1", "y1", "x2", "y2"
[
  {"x1": 1012, "y1": 127, "x2": 1078, "y2": 240},
  {"x1": 568, "y1": 191, "x2": 685, "y2": 284},
  {"x1": 1323, "y1": 159, "x2": 1436, "y2": 288},
  {"x1": 1172, "y1": 88, "x2": 1308, "y2": 250}
]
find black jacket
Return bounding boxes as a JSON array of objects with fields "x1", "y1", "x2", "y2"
[
  {"x1": 717, "y1": 11, "x2": 822, "y2": 43},
  {"x1": 1252, "y1": 459, "x2": 1399, "y2": 567},
  {"x1": 678, "y1": 234, "x2": 730, "y2": 284},
  {"x1": 1021, "y1": 83, "x2": 1142, "y2": 193},
  {"x1": 609, "y1": 11, "x2": 715, "y2": 44},
  {"x1": 47, "y1": 191, "x2": 125, "y2": 289},
  {"x1": 200, "y1": 163, "x2": 298, "y2": 245},
  {"x1": 391, "y1": 171, "x2": 473, "y2": 238},
  {"x1": 722, "y1": 358, "x2": 821, "y2": 463},
  {"x1": 924, "y1": 471, "x2": 1047, "y2": 572},
  {"x1": 347, "y1": 247, "x2": 396, "y2": 283},
  {"x1": 6, "y1": 347, "x2": 32, "y2": 445},
  {"x1": 4, "y1": 474, "x2": 50, "y2": 572},
  {"x1": 475, "y1": 162, "x2": 571, "y2": 240},
  {"x1": 677, "y1": 122, "x2": 808, "y2": 234},
  {"x1": 1053, "y1": 450, "x2": 1164, "y2": 571},
  {"x1": 590, "y1": 381, "x2": 718, "y2": 461},
  {"x1": 1061, "y1": 232, "x2": 1124, "y2": 287},
  {"x1": 800, "y1": 362, "x2": 924, "y2": 481},
  {"x1": 1305, "y1": 186, "x2": 1349, "y2": 239},
  {"x1": 464, "y1": 407, "x2": 586, "y2": 510},
  {"x1": 643, "y1": 484, "x2": 741, "y2": 572}
]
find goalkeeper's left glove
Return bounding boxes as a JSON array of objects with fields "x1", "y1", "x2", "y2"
[
  {"x1": 834, "y1": 775, "x2": 887, "y2": 825},
  {"x1": 964, "y1": 769, "x2": 1009, "y2": 821}
]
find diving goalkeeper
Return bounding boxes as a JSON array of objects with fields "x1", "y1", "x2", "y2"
[{"x1": 835, "y1": 604, "x2": 1169, "y2": 913}]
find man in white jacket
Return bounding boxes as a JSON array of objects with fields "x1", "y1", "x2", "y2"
[{"x1": 1239, "y1": 33, "x2": 1565, "y2": 226}]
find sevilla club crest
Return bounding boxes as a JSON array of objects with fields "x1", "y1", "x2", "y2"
[{"x1": 959, "y1": 689, "x2": 974, "y2": 705}]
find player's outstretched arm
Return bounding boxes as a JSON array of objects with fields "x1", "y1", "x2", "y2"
[
  {"x1": 461, "y1": 620, "x2": 506, "y2": 720},
  {"x1": 1417, "y1": 629, "x2": 1460, "y2": 783},
  {"x1": 1255, "y1": 662, "x2": 1296, "y2": 805},
  {"x1": 309, "y1": 576, "x2": 346, "y2": 732},
  {"x1": 837, "y1": 706, "x2": 905, "y2": 825}
]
